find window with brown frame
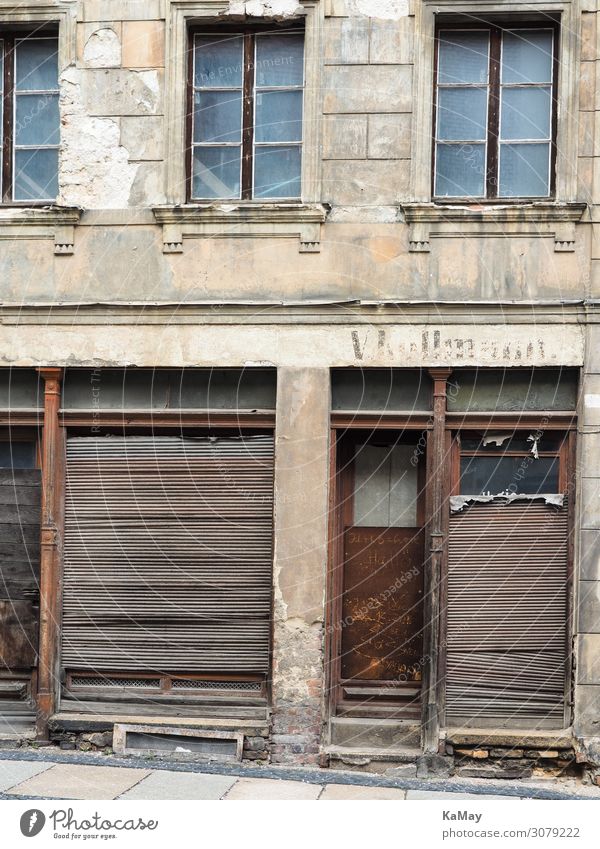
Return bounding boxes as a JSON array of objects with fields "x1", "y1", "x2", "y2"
[
  {"x1": 433, "y1": 24, "x2": 558, "y2": 200},
  {"x1": 187, "y1": 25, "x2": 305, "y2": 201},
  {"x1": 1, "y1": 29, "x2": 59, "y2": 203}
]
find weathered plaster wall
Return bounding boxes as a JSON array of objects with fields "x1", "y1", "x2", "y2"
[
  {"x1": 0, "y1": 323, "x2": 585, "y2": 369},
  {"x1": 1, "y1": 222, "x2": 590, "y2": 303},
  {"x1": 575, "y1": 323, "x2": 600, "y2": 753},
  {"x1": 271, "y1": 368, "x2": 330, "y2": 763}
]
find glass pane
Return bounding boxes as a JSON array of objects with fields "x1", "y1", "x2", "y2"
[
  {"x1": 353, "y1": 444, "x2": 418, "y2": 528},
  {"x1": 193, "y1": 90, "x2": 242, "y2": 143},
  {"x1": 16, "y1": 38, "x2": 58, "y2": 91},
  {"x1": 14, "y1": 148, "x2": 58, "y2": 200},
  {"x1": 437, "y1": 87, "x2": 487, "y2": 141},
  {"x1": 255, "y1": 90, "x2": 303, "y2": 143},
  {"x1": 331, "y1": 369, "x2": 432, "y2": 412},
  {"x1": 501, "y1": 86, "x2": 551, "y2": 140},
  {"x1": 194, "y1": 34, "x2": 243, "y2": 88},
  {"x1": 460, "y1": 455, "x2": 559, "y2": 495},
  {"x1": 448, "y1": 369, "x2": 578, "y2": 413},
  {"x1": 461, "y1": 435, "x2": 565, "y2": 453},
  {"x1": 438, "y1": 31, "x2": 489, "y2": 84},
  {"x1": 435, "y1": 143, "x2": 485, "y2": 197},
  {"x1": 253, "y1": 144, "x2": 301, "y2": 198},
  {"x1": 0, "y1": 442, "x2": 36, "y2": 469},
  {"x1": 192, "y1": 145, "x2": 241, "y2": 199},
  {"x1": 499, "y1": 142, "x2": 550, "y2": 197},
  {"x1": 502, "y1": 30, "x2": 553, "y2": 84},
  {"x1": 15, "y1": 93, "x2": 59, "y2": 146},
  {"x1": 255, "y1": 33, "x2": 304, "y2": 87}
]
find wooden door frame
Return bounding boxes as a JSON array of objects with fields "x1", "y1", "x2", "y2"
[{"x1": 325, "y1": 418, "x2": 434, "y2": 729}]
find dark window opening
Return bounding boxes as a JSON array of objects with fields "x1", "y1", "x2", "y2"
[
  {"x1": 459, "y1": 433, "x2": 564, "y2": 495},
  {"x1": 0, "y1": 440, "x2": 36, "y2": 468}
]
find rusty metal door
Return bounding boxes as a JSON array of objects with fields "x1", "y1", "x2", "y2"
[{"x1": 335, "y1": 438, "x2": 425, "y2": 717}]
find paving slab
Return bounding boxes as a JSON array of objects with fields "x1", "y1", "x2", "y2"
[
  {"x1": 9, "y1": 764, "x2": 151, "y2": 800},
  {"x1": 320, "y1": 784, "x2": 406, "y2": 800},
  {"x1": 120, "y1": 770, "x2": 236, "y2": 800},
  {"x1": 0, "y1": 759, "x2": 56, "y2": 792},
  {"x1": 225, "y1": 778, "x2": 322, "y2": 801},
  {"x1": 406, "y1": 790, "x2": 514, "y2": 800}
]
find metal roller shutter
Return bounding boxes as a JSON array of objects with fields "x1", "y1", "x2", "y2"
[
  {"x1": 62, "y1": 435, "x2": 274, "y2": 675},
  {"x1": 446, "y1": 500, "x2": 568, "y2": 728}
]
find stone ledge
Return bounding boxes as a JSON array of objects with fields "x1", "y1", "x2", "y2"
[
  {"x1": 0, "y1": 206, "x2": 82, "y2": 255},
  {"x1": 152, "y1": 202, "x2": 330, "y2": 253},
  {"x1": 445, "y1": 728, "x2": 574, "y2": 749},
  {"x1": 401, "y1": 202, "x2": 587, "y2": 253}
]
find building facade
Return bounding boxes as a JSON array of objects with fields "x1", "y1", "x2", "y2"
[{"x1": 0, "y1": 0, "x2": 599, "y2": 780}]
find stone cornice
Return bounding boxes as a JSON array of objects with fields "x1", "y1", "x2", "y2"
[
  {"x1": 152, "y1": 203, "x2": 330, "y2": 253},
  {"x1": 400, "y1": 202, "x2": 588, "y2": 253},
  {"x1": 0, "y1": 206, "x2": 82, "y2": 254}
]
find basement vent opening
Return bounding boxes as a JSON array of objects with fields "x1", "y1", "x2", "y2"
[
  {"x1": 171, "y1": 679, "x2": 262, "y2": 692},
  {"x1": 70, "y1": 677, "x2": 161, "y2": 689},
  {"x1": 113, "y1": 723, "x2": 244, "y2": 761},
  {"x1": 127, "y1": 732, "x2": 237, "y2": 756}
]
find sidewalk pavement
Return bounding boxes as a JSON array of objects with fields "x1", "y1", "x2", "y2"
[{"x1": 0, "y1": 751, "x2": 598, "y2": 801}]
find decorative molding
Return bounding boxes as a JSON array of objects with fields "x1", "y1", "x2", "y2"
[
  {"x1": 0, "y1": 207, "x2": 81, "y2": 255},
  {"x1": 152, "y1": 203, "x2": 329, "y2": 252},
  {"x1": 401, "y1": 203, "x2": 587, "y2": 253}
]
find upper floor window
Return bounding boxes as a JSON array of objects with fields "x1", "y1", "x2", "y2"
[
  {"x1": 1, "y1": 32, "x2": 59, "y2": 203},
  {"x1": 188, "y1": 27, "x2": 304, "y2": 201},
  {"x1": 433, "y1": 26, "x2": 557, "y2": 200}
]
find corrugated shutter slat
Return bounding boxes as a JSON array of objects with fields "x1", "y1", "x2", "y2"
[
  {"x1": 62, "y1": 435, "x2": 274, "y2": 674},
  {"x1": 446, "y1": 500, "x2": 568, "y2": 728}
]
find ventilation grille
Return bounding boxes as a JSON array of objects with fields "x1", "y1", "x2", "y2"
[
  {"x1": 71, "y1": 676, "x2": 161, "y2": 689},
  {"x1": 171, "y1": 679, "x2": 262, "y2": 692}
]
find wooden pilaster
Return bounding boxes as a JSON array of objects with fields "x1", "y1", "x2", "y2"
[
  {"x1": 36, "y1": 368, "x2": 63, "y2": 740},
  {"x1": 422, "y1": 367, "x2": 452, "y2": 754}
]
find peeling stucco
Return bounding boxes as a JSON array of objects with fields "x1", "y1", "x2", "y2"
[
  {"x1": 59, "y1": 66, "x2": 139, "y2": 209},
  {"x1": 83, "y1": 27, "x2": 121, "y2": 68},
  {"x1": 133, "y1": 70, "x2": 161, "y2": 113},
  {"x1": 334, "y1": 0, "x2": 409, "y2": 18},
  {"x1": 228, "y1": 0, "x2": 303, "y2": 15}
]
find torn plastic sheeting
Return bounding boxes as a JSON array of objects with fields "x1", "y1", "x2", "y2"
[
  {"x1": 482, "y1": 433, "x2": 511, "y2": 447},
  {"x1": 450, "y1": 493, "x2": 565, "y2": 513}
]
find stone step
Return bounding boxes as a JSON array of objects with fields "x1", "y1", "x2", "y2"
[
  {"x1": 324, "y1": 744, "x2": 420, "y2": 775},
  {"x1": 330, "y1": 716, "x2": 421, "y2": 749}
]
